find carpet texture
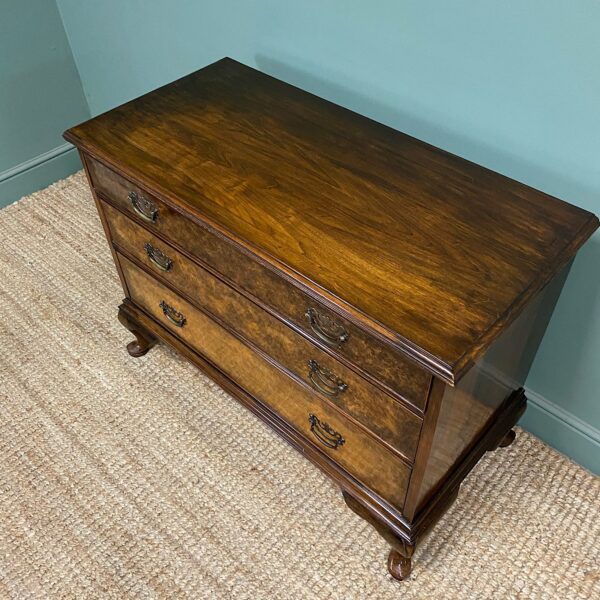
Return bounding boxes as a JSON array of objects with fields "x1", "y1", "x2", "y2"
[{"x1": 0, "y1": 172, "x2": 599, "y2": 599}]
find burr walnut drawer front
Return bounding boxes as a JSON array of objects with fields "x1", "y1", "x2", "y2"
[
  {"x1": 118, "y1": 253, "x2": 411, "y2": 509},
  {"x1": 104, "y1": 200, "x2": 422, "y2": 461},
  {"x1": 87, "y1": 156, "x2": 431, "y2": 411}
]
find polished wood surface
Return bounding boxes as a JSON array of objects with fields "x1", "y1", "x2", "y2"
[
  {"x1": 64, "y1": 58, "x2": 598, "y2": 581},
  {"x1": 119, "y1": 254, "x2": 411, "y2": 508},
  {"x1": 65, "y1": 58, "x2": 598, "y2": 382},
  {"x1": 88, "y1": 155, "x2": 431, "y2": 409},
  {"x1": 409, "y1": 263, "x2": 570, "y2": 518},
  {"x1": 104, "y1": 200, "x2": 423, "y2": 460}
]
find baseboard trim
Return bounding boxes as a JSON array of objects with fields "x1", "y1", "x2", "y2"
[
  {"x1": 0, "y1": 143, "x2": 74, "y2": 184},
  {"x1": 525, "y1": 387, "x2": 600, "y2": 445},
  {"x1": 0, "y1": 143, "x2": 81, "y2": 209},
  {"x1": 522, "y1": 387, "x2": 599, "y2": 475}
]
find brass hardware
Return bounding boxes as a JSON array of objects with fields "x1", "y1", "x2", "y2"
[
  {"x1": 307, "y1": 359, "x2": 348, "y2": 397},
  {"x1": 308, "y1": 413, "x2": 345, "y2": 449},
  {"x1": 129, "y1": 191, "x2": 158, "y2": 223},
  {"x1": 159, "y1": 300, "x2": 186, "y2": 327},
  {"x1": 305, "y1": 307, "x2": 349, "y2": 347},
  {"x1": 144, "y1": 242, "x2": 173, "y2": 272}
]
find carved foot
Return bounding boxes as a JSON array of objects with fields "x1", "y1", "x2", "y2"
[
  {"x1": 118, "y1": 307, "x2": 157, "y2": 357},
  {"x1": 126, "y1": 334, "x2": 156, "y2": 357},
  {"x1": 388, "y1": 549, "x2": 412, "y2": 581},
  {"x1": 498, "y1": 429, "x2": 516, "y2": 448},
  {"x1": 342, "y1": 491, "x2": 415, "y2": 581}
]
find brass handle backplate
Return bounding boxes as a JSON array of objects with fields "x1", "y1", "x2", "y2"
[
  {"x1": 308, "y1": 413, "x2": 345, "y2": 449},
  {"x1": 129, "y1": 191, "x2": 158, "y2": 223},
  {"x1": 305, "y1": 308, "x2": 349, "y2": 347},
  {"x1": 159, "y1": 300, "x2": 186, "y2": 327},
  {"x1": 144, "y1": 242, "x2": 173, "y2": 272},
  {"x1": 307, "y1": 359, "x2": 348, "y2": 397}
]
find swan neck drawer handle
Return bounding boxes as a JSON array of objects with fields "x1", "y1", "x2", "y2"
[
  {"x1": 129, "y1": 191, "x2": 158, "y2": 223},
  {"x1": 159, "y1": 300, "x2": 186, "y2": 327},
  {"x1": 307, "y1": 359, "x2": 348, "y2": 397},
  {"x1": 144, "y1": 242, "x2": 173, "y2": 272},
  {"x1": 305, "y1": 308, "x2": 349, "y2": 347},
  {"x1": 308, "y1": 413, "x2": 345, "y2": 449}
]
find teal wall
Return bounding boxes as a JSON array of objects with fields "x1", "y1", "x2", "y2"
[
  {"x1": 51, "y1": 1, "x2": 600, "y2": 473},
  {"x1": 0, "y1": 0, "x2": 90, "y2": 208}
]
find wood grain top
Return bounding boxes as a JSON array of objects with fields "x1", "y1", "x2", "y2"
[{"x1": 65, "y1": 57, "x2": 598, "y2": 383}]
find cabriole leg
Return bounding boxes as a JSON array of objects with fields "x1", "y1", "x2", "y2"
[
  {"x1": 342, "y1": 491, "x2": 415, "y2": 581},
  {"x1": 118, "y1": 306, "x2": 157, "y2": 357},
  {"x1": 387, "y1": 547, "x2": 413, "y2": 581},
  {"x1": 498, "y1": 428, "x2": 516, "y2": 449}
]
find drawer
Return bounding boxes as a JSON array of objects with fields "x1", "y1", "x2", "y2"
[
  {"x1": 87, "y1": 155, "x2": 431, "y2": 410},
  {"x1": 118, "y1": 254, "x2": 411, "y2": 509},
  {"x1": 104, "y1": 200, "x2": 422, "y2": 461}
]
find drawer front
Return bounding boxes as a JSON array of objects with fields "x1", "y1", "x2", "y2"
[
  {"x1": 87, "y1": 156, "x2": 431, "y2": 410},
  {"x1": 118, "y1": 254, "x2": 410, "y2": 509},
  {"x1": 104, "y1": 201, "x2": 422, "y2": 461}
]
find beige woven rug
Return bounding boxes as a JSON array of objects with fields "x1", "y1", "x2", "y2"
[{"x1": 0, "y1": 172, "x2": 599, "y2": 599}]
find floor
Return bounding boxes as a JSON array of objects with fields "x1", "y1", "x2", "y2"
[{"x1": 0, "y1": 173, "x2": 599, "y2": 599}]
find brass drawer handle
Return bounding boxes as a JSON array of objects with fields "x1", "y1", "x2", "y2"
[
  {"x1": 308, "y1": 413, "x2": 345, "y2": 449},
  {"x1": 129, "y1": 191, "x2": 158, "y2": 223},
  {"x1": 144, "y1": 242, "x2": 173, "y2": 272},
  {"x1": 305, "y1": 307, "x2": 349, "y2": 347},
  {"x1": 159, "y1": 300, "x2": 186, "y2": 327},
  {"x1": 308, "y1": 359, "x2": 348, "y2": 397}
]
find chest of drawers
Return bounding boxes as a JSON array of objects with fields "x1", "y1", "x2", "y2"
[{"x1": 64, "y1": 58, "x2": 598, "y2": 581}]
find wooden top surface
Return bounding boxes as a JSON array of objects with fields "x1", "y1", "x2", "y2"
[{"x1": 65, "y1": 58, "x2": 598, "y2": 383}]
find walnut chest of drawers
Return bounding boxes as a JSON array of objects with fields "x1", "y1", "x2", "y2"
[{"x1": 64, "y1": 57, "x2": 599, "y2": 580}]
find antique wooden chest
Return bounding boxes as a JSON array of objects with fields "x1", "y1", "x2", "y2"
[{"x1": 64, "y1": 58, "x2": 598, "y2": 580}]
